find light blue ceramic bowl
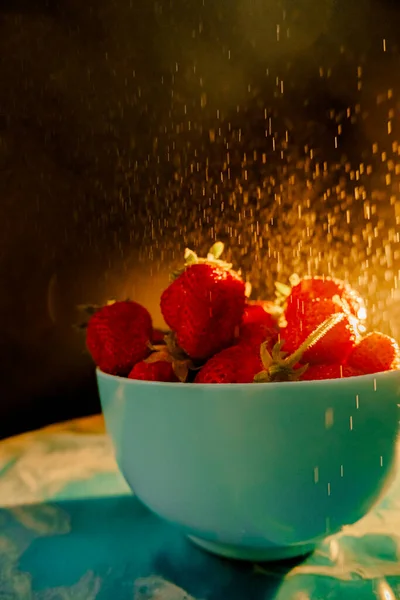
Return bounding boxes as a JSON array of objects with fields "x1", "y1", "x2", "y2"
[{"x1": 97, "y1": 369, "x2": 400, "y2": 561}]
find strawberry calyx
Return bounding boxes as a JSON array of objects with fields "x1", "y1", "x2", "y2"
[
  {"x1": 253, "y1": 312, "x2": 346, "y2": 383},
  {"x1": 147, "y1": 332, "x2": 202, "y2": 382},
  {"x1": 274, "y1": 274, "x2": 300, "y2": 306},
  {"x1": 75, "y1": 299, "x2": 117, "y2": 330},
  {"x1": 171, "y1": 241, "x2": 234, "y2": 281}
]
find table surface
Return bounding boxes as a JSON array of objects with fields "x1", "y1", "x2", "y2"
[{"x1": 0, "y1": 416, "x2": 399, "y2": 599}]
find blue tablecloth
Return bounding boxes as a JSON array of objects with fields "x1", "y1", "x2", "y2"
[{"x1": 0, "y1": 415, "x2": 399, "y2": 599}]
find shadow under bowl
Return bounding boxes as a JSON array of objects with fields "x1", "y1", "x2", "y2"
[{"x1": 97, "y1": 369, "x2": 400, "y2": 561}]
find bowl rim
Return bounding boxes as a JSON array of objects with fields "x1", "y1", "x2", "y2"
[{"x1": 96, "y1": 366, "x2": 400, "y2": 390}]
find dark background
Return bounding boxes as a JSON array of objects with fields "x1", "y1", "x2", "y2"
[{"x1": 1, "y1": 0, "x2": 400, "y2": 438}]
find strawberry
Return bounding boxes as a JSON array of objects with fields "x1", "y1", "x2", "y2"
[
  {"x1": 254, "y1": 313, "x2": 352, "y2": 383},
  {"x1": 160, "y1": 243, "x2": 246, "y2": 361},
  {"x1": 195, "y1": 345, "x2": 262, "y2": 384},
  {"x1": 347, "y1": 332, "x2": 400, "y2": 374},
  {"x1": 242, "y1": 303, "x2": 278, "y2": 330},
  {"x1": 86, "y1": 300, "x2": 152, "y2": 375},
  {"x1": 282, "y1": 298, "x2": 359, "y2": 364},
  {"x1": 283, "y1": 276, "x2": 366, "y2": 322},
  {"x1": 300, "y1": 364, "x2": 364, "y2": 381},
  {"x1": 237, "y1": 323, "x2": 278, "y2": 350},
  {"x1": 129, "y1": 359, "x2": 179, "y2": 382},
  {"x1": 238, "y1": 303, "x2": 279, "y2": 348}
]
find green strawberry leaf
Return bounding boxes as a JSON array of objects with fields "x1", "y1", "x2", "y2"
[
  {"x1": 271, "y1": 339, "x2": 286, "y2": 362},
  {"x1": 290, "y1": 364, "x2": 309, "y2": 380},
  {"x1": 208, "y1": 241, "x2": 224, "y2": 259},
  {"x1": 184, "y1": 248, "x2": 198, "y2": 264},
  {"x1": 260, "y1": 342, "x2": 273, "y2": 370},
  {"x1": 172, "y1": 361, "x2": 190, "y2": 382},
  {"x1": 275, "y1": 281, "x2": 291, "y2": 297},
  {"x1": 253, "y1": 370, "x2": 271, "y2": 383}
]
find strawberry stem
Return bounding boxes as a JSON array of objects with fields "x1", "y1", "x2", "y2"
[{"x1": 75, "y1": 299, "x2": 118, "y2": 330}]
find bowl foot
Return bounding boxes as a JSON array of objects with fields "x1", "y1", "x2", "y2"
[{"x1": 187, "y1": 535, "x2": 316, "y2": 562}]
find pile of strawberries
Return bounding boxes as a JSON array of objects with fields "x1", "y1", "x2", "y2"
[{"x1": 84, "y1": 242, "x2": 400, "y2": 383}]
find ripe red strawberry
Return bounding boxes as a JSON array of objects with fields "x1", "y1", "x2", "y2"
[
  {"x1": 242, "y1": 303, "x2": 277, "y2": 329},
  {"x1": 347, "y1": 332, "x2": 400, "y2": 374},
  {"x1": 300, "y1": 364, "x2": 364, "y2": 381},
  {"x1": 194, "y1": 345, "x2": 262, "y2": 384},
  {"x1": 238, "y1": 303, "x2": 279, "y2": 349},
  {"x1": 285, "y1": 276, "x2": 365, "y2": 322},
  {"x1": 237, "y1": 323, "x2": 278, "y2": 350},
  {"x1": 86, "y1": 300, "x2": 152, "y2": 375},
  {"x1": 282, "y1": 298, "x2": 359, "y2": 364},
  {"x1": 161, "y1": 244, "x2": 246, "y2": 361},
  {"x1": 129, "y1": 360, "x2": 179, "y2": 382}
]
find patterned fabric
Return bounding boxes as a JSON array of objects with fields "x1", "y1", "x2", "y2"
[{"x1": 0, "y1": 415, "x2": 399, "y2": 599}]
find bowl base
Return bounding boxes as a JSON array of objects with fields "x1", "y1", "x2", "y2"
[{"x1": 187, "y1": 535, "x2": 316, "y2": 562}]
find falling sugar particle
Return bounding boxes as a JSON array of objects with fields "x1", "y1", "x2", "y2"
[
  {"x1": 325, "y1": 408, "x2": 334, "y2": 429},
  {"x1": 326, "y1": 517, "x2": 331, "y2": 533},
  {"x1": 349, "y1": 416, "x2": 353, "y2": 430},
  {"x1": 380, "y1": 456, "x2": 384, "y2": 467},
  {"x1": 355, "y1": 394, "x2": 359, "y2": 409},
  {"x1": 376, "y1": 580, "x2": 396, "y2": 600},
  {"x1": 374, "y1": 378, "x2": 377, "y2": 391},
  {"x1": 327, "y1": 483, "x2": 331, "y2": 496},
  {"x1": 340, "y1": 465, "x2": 344, "y2": 477},
  {"x1": 314, "y1": 467, "x2": 319, "y2": 483}
]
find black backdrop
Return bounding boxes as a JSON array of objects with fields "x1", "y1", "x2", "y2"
[{"x1": 1, "y1": 0, "x2": 400, "y2": 438}]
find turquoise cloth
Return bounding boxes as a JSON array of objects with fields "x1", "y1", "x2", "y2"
[{"x1": 0, "y1": 415, "x2": 399, "y2": 599}]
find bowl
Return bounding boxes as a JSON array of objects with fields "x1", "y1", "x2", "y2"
[{"x1": 97, "y1": 369, "x2": 400, "y2": 561}]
